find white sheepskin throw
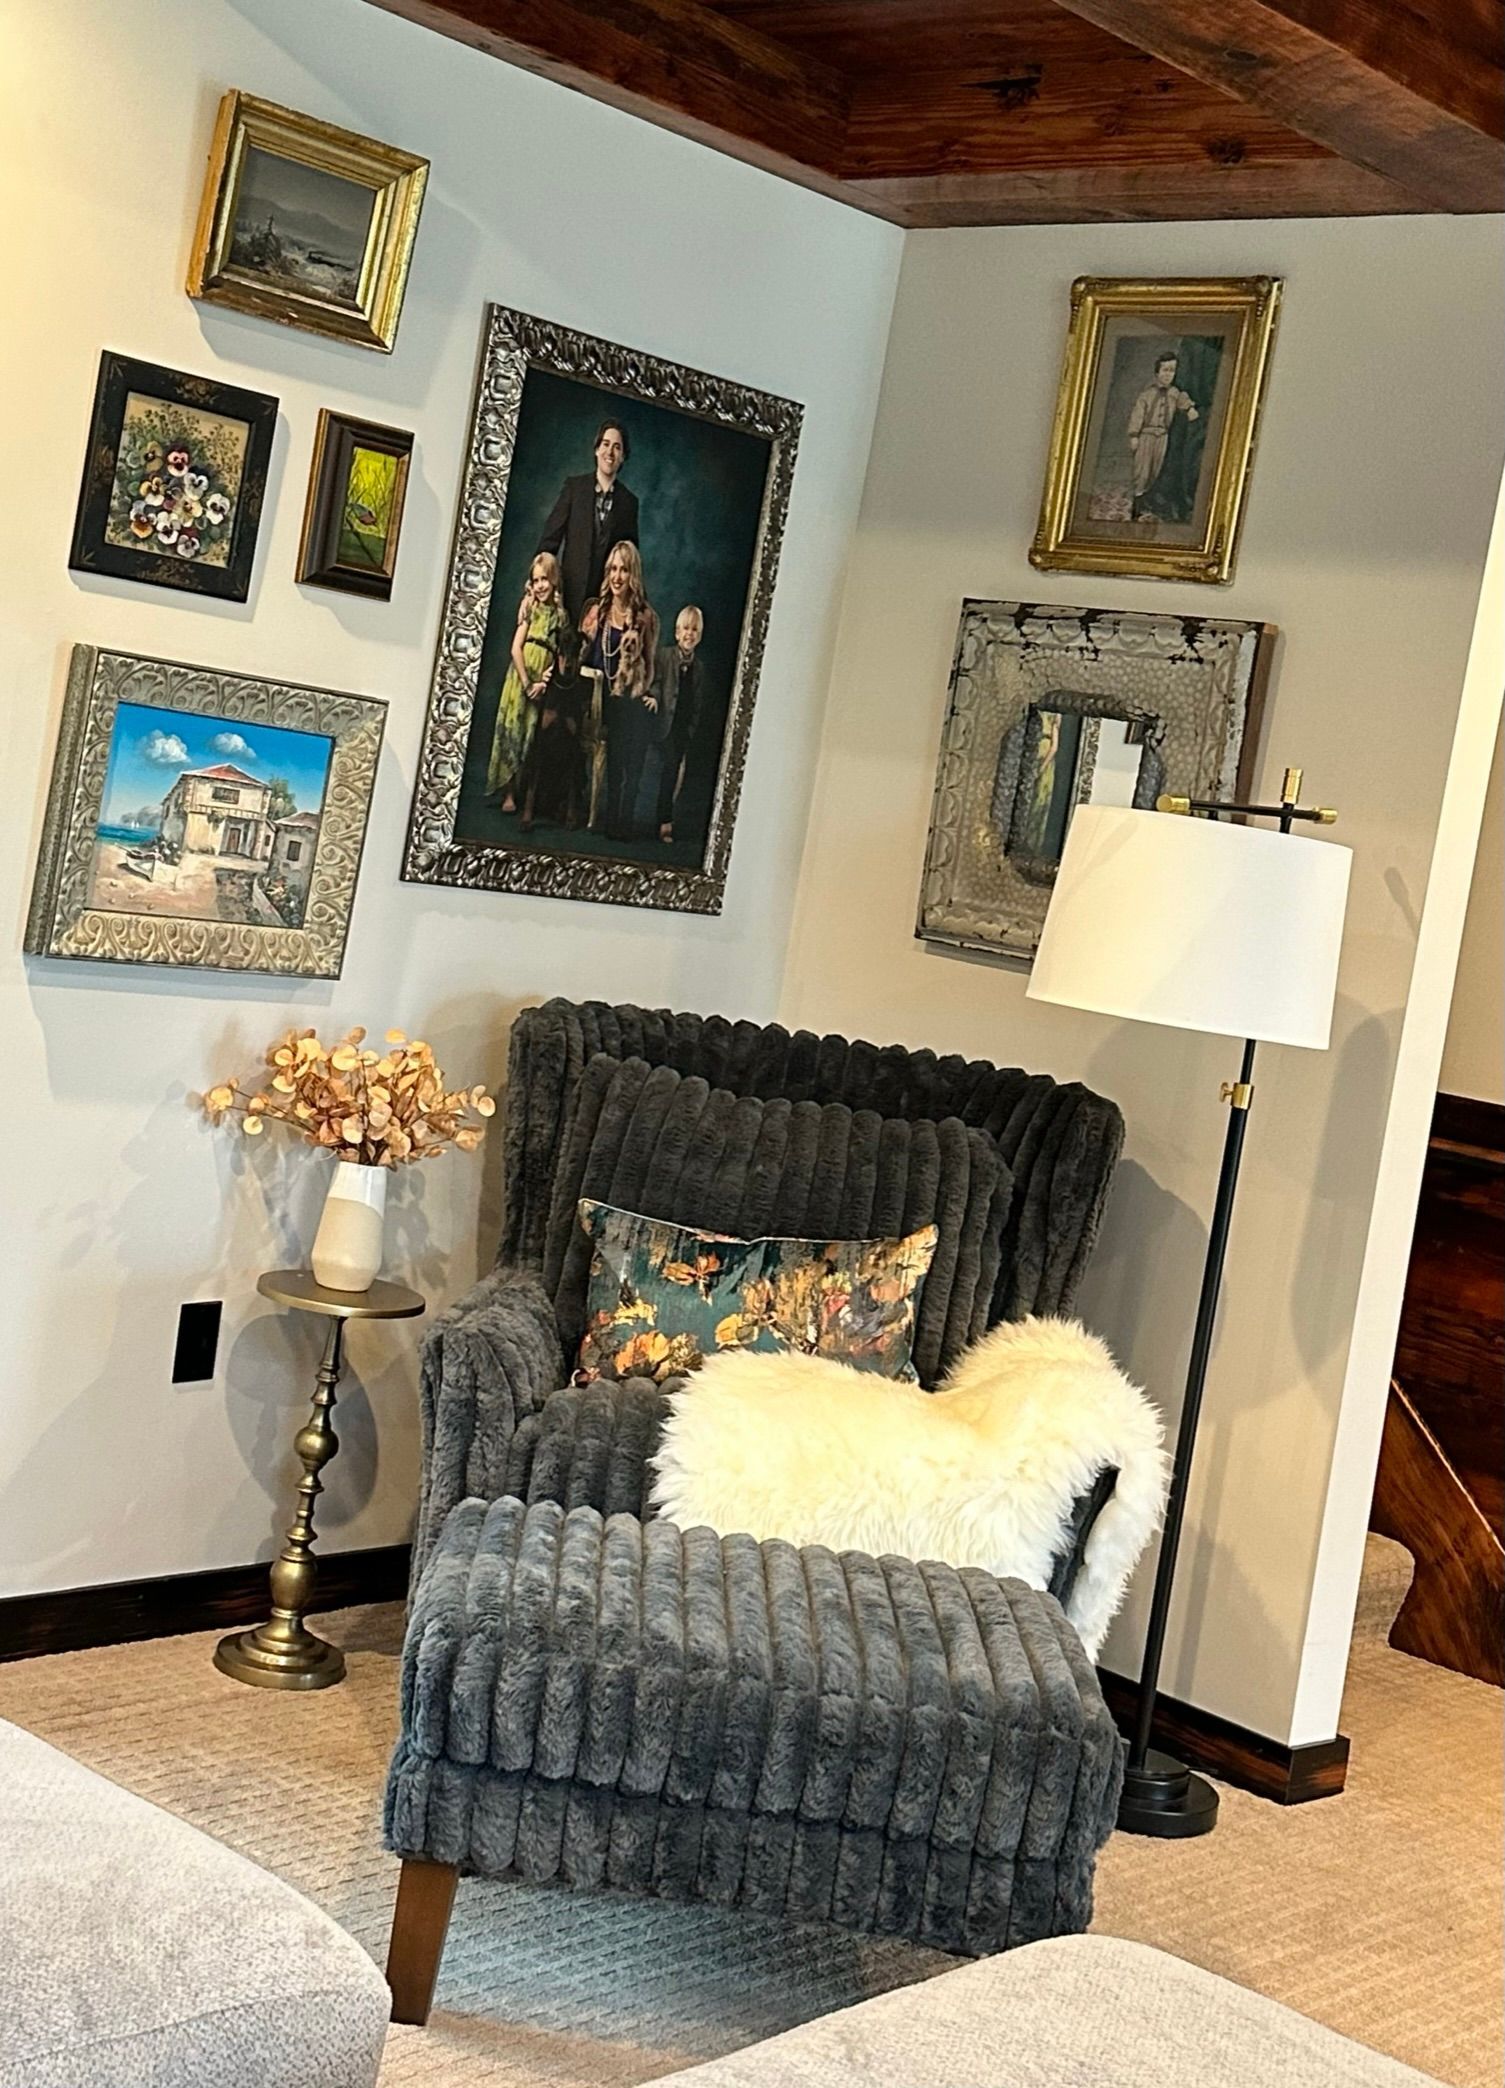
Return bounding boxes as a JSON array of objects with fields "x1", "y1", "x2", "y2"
[{"x1": 649, "y1": 1317, "x2": 1167, "y2": 1660}]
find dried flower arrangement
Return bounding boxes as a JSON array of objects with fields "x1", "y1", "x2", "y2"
[{"x1": 203, "y1": 1026, "x2": 494, "y2": 1165}]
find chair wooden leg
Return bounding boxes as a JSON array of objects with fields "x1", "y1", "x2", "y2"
[{"x1": 386, "y1": 1858, "x2": 459, "y2": 2025}]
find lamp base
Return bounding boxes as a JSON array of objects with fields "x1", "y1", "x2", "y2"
[{"x1": 1117, "y1": 1748, "x2": 1219, "y2": 1838}]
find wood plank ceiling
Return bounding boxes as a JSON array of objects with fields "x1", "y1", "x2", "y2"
[{"x1": 368, "y1": 0, "x2": 1504, "y2": 224}]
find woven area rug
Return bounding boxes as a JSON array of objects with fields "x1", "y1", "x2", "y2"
[{"x1": 0, "y1": 1569, "x2": 1497, "y2": 2086}]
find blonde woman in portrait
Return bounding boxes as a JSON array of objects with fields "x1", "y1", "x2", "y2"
[
  {"x1": 587, "y1": 539, "x2": 661, "y2": 840},
  {"x1": 487, "y1": 550, "x2": 568, "y2": 812}
]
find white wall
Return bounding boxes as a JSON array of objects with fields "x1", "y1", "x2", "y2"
[
  {"x1": 1440, "y1": 719, "x2": 1503, "y2": 1104},
  {"x1": 0, "y1": 0, "x2": 901, "y2": 1599},
  {"x1": 780, "y1": 217, "x2": 1504, "y2": 1745},
  {"x1": 1291, "y1": 477, "x2": 1505, "y2": 1744}
]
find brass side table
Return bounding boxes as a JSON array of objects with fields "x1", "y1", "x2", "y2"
[{"x1": 214, "y1": 1269, "x2": 424, "y2": 1691}]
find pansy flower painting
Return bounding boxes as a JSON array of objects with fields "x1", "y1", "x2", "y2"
[{"x1": 69, "y1": 352, "x2": 277, "y2": 601}]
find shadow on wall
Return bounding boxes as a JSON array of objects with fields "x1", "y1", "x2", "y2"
[
  {"x1": 1077, "y1": 986, "x2": 1406, "y2": 1714},
  {"x1": 1289, "y1": 1002, "x2": 1402, "y2": 1378},
  {"x1": 2, "y1": 975, "x2": 530, "y2": 1589}
]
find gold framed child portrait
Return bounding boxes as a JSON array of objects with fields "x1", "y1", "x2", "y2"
[{"x1": 1031, "y1": 277, "x2": 1282, "y2": 586}]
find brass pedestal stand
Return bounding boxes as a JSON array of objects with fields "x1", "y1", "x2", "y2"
[{"x1": 214, "y1": 1269, "x2": 424, "y2": 1692}]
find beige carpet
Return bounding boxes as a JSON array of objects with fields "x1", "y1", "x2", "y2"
[{"x1": 0, "y1": 1550, "x2": 1497, "y2": 2086}]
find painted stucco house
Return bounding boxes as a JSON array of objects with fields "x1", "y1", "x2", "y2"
[
  {"x1": 269, "y1": 810, "x2": 320, "y2": 909},
  {"x1": 158, "y1": 763, "x2": 274, "y2": 862}
]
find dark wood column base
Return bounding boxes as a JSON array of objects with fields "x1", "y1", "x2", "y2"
[{"x1": 1098, "y1": 1670, "x2": 1350, "y2": 1805}]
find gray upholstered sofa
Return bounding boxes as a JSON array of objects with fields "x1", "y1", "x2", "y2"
[
  {"x1": 1, "y1": 1718, "x2": 389, "y2": 2088},
  {"x1": 654, "y1": 1936, "x2": 1448, "y2": 2086},
  {"x1": 384, "y1": 1000, "x2": 1129, "y2": 2023}
]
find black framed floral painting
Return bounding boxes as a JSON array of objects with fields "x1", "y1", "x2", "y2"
[{"x1": 68, "y1": 351, "x2": 277, "y2": 602}]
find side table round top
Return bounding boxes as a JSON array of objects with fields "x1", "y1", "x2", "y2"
[{"x1": 257, "y1": 1270, "x2": 427, "y2": 1321}]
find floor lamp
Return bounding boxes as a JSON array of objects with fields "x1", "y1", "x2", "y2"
[{"x1": 1026, "y1": 771, "x2": 1352, "y2": 1838}]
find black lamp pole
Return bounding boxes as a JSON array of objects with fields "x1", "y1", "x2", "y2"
[{"x1": 1117, "y1": 771, "x2": 1332, "y2": 1839}]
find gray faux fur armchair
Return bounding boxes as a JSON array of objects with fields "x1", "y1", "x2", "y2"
[{"x1": 383, "y1": 1000, "x2": 1128, "y2": 2025}]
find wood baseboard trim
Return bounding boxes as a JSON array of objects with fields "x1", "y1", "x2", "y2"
[
  {"x1": 0, "y1": 1544, "x2": 412, "y2": 1665},
  {"x1": 1097, "y1": 1670, "x2": 1350, "y2": 1804}
]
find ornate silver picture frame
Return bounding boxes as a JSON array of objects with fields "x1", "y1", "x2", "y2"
[
  {"x1": 401, "y1": 305, "x2": 802, "y2": 914},
  {"x1": 918, "y1": 601, "x2": 1274, "y2": 962},
  {"x1": 26, "y1": 647, "x2": 385, "y2": 977}
]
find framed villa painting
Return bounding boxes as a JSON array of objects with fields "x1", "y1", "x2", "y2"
[
  {"x1": 917, "y1": 600, "x2": 1274, "y2": 962},
  {"x1": 187, "y1": 91, "x2": 428, "y2": 352},
  {"x1": 25, "y1": 647, "x2": 386, "y2": 978},
  {"x1": 68, "y1": 352, "x2": 277, "y2": 602},
  {"x1": 297, "y1": 410, "x2": 413, "y2": 598},
  {"x1": 401, "y1": 304, "x2": 802, "y2": 916},
  {"x1": 1031, "y1": 277, "x2": 1282, "y2": 585}
]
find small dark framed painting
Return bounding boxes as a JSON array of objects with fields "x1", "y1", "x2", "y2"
[
  {"x1": 296, "y1": 410, "x2": 413, "y2": 599},
  {"x1": 68, "y1": 351, "x2": 277, "y2": 602}
]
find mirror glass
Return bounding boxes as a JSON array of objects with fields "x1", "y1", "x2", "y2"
[{"x1": 1007, "y1": 710, "x2": 1152, "y2": 871}]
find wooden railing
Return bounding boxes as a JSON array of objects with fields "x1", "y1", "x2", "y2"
[{"x1": 1374, "y1": 1092, "x2": 1504, "y2": 1687}]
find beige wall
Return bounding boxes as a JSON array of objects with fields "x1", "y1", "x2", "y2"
[
  {"x1": 0, "y1": 0, "x2": 900, "y2": 1599},
  {"x1": 780, "y1": 217, "x2": 1504, "y2": 1745},
  {"x1": 1440, "y1": 720, "x2": 1504, "y2": 1105}
]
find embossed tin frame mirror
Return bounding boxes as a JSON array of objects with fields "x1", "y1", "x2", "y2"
[
  {"x1": 401, "y1": 305, "x2": 802, "y2": 915},
  {"x1": 917, "y1": 601, "x2": 1274, "y2": 963},
  {"x1": 26, "y1": 647, "x2": 385, "y2": 977}
]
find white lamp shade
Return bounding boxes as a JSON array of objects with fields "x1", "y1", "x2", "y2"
[{"x1": 1026, "y1": 805, "x2": 1351, "y2": 1049}]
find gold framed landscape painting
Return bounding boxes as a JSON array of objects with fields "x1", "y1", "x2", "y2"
[
  {"x1": 1031, "y1": 277, "x2": 1282, "y2": 585},
  {"x1": 187, "y1": 91, "x2": 428, "y2": 351}
]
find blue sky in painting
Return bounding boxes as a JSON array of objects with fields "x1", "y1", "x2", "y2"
[{"x1": 99, "y1": 702, "x2": 333, "y2": 829}]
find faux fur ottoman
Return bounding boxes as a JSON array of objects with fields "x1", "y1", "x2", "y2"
[{"x1": 386, "y1": 1490, "x2": 1124, "y2": 1956}]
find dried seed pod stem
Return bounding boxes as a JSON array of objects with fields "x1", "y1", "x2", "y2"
[{"x1": 198, "y1": 1024, "x2": 492, "y2": 1167}]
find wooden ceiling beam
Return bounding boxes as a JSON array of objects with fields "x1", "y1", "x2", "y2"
[
  {"x1": 841, "y1": 54, "x2": 1337, "y2": 179},
  {"x1": 852, "y1": 158, "x2": 1427, "y2": 228},
  {"x1": 363, "y1": 0, "x2": 853, "y2": 190},
  {"x1": 1043, "y1": 0, "x2": 1504, "y2": 209},
  {"x1": 362, "y1": 0, "x2": 1473, "y2": 225}
]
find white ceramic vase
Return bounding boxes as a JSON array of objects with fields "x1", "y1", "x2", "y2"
[{"x1": 311, "y1": 1161, "x2": 388, "y2": 1292}]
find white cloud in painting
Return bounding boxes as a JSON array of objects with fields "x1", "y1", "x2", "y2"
[
  {"x1": 140, "y1": 730, "x2": 189, "y2": 765},
  {"x1": 210, "y1": 731, "x2": 256, "y2": 759}
]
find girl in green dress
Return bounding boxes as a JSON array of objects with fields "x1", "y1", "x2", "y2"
[{"x1": 488, "y1": 552, "x2": 567, "y2": 810}]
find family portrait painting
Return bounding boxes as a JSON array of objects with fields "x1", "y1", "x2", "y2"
[
  {"x1": 403, "y1": 306, "x2": 802, "y2": 915},
  {"x1": 450, "y1": 367, "x2": 772, "y2": 875}
]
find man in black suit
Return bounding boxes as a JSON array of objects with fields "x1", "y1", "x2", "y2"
[{"x1": 536, "y1": 419, "x2": 640, "y2": 628}]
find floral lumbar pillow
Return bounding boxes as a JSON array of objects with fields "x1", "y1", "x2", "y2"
[{"x1": 574, "y1": 1199, "x2": 939, "y2": 1385}]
